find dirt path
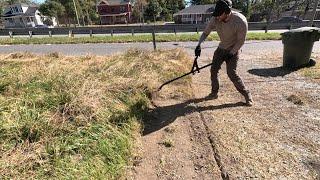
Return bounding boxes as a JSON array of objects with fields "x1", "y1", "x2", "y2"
[{"x1": 129, "y1": 44, "x2": 320, "y2": 179}]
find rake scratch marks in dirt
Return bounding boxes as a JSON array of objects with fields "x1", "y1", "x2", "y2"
[{"x1": 198, "y1": 111, "x2": 230, "y2": 180}]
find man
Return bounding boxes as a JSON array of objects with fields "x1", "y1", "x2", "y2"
[{"x1": 195, "y1": 0, "x2": 253, "y2": 106}]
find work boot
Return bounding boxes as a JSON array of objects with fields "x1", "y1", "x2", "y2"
[
  {"x1": 245, "y1": 99, "x2": 254, "y2": 107},
  {"x1": 205, "y1": 92, "x2": 218, "y2": 100},
  {"x1": 244, "y1": 93, "x2": 253, "y2": 107}
]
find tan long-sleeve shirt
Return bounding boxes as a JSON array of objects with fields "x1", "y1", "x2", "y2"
[{"x1": 203, "y1": 11, "x2": 248, "y2": 54}]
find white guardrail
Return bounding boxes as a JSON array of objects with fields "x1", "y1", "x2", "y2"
[{"x1": 0, "y1": 21, "x2": 319, "y2": 37}]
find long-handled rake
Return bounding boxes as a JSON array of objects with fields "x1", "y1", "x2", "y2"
[{"x1": 158, "y1": 56, "x2": 213, "y2": 91}]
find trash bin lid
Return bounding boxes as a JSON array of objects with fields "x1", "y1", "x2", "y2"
[{"x1": 281, "y1": 27, "x2": 320, "y2": 35}]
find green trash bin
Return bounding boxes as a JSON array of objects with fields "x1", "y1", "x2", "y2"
[{"x1": 281, "y1": 27, "x2": 320, "y2": 69}]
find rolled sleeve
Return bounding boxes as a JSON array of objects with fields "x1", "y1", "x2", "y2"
[{"x1": 203, "y1": 17, "x2": 216, "y2": 36}]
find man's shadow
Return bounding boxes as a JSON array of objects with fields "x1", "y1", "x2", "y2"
[{"x1": 143, "y1": 97, "x2": 245, "y2": 135}]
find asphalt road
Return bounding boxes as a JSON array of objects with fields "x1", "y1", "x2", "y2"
[{"x1": 0, "y1": 41, "x2": 319, "y2": 56}]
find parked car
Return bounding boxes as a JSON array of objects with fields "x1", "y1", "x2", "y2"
[
  {"x1": 274, "y1": 16, "x2": 303, "y2": 23},
  {"x1": 35, "y1": 24, "x2": 48, "y2": 28}
]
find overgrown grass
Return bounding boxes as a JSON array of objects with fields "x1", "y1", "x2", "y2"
[
  {"x1": 0, "y1": 49, "x2": 192, "y2": 179},
  {"x1": 0, "y1": 32, "x2": 281, "y2": 45},
  {"x1": 301, "y1": 55, "x2": 320, "y2": 79}
]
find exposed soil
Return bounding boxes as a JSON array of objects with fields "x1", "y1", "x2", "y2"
[{"x1": 128, "y1": 46, "x2": 320, "y2": 179}]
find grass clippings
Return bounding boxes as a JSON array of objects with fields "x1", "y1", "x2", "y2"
[
  {"x1": 161, "y1": 139, "x2": 174, "y2": 148},
  {"x1": 287, "y1": 94, "x2": 304, "y2": 105}
]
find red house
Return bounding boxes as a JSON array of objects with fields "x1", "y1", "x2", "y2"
[{"x1": 97, "y1": 0, "x2": 133, "y2": 25}]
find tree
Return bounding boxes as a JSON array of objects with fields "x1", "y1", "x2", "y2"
[
  {"x1": 0, "y1": 4, "x2": 5, "y2": 16},
  {"x1": 144, "y1": 0, "x2": 162, "y2": 22},
  {"x1": 39, "y1": 0, "x2": 65, "y2": 26},
  {"x1": 5, "y1": 0, "x2": 33, "y2": 5},
  {"x1": 164, "y1": 0, "x2": 185, "y2": 21},
  {"x1": 141, "y1": 0, "x2": 185, "y2": 22},
  {"x1": 132, "y1": 0, "x2": 147, "y2": 23},
  {"x1": 191, "y1": 0, "x2": 215, "y2": 5},
  {"x1": 232, "y1": 0, "x2": 252, "y2": 18},
  {"x1": 302, "y1": 0, "x2": 313, "y2": 19},
  {"x1": 78, "y1": 0, "x2": 96, "y2": 25},
  {"x1": 53, "y1": 0, "x2": 80, "y2": 26},
  {"x1": 250, "y1": 0, "x2": 293, "y2": 22}
]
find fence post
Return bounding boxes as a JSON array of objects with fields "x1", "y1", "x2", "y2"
[
  {"x1": 131, "y1": 29, "x2": 134, "y2": 36},
  {"x1": 152, "y1": 30, "x2": 156, "y2": 50},
  {"x1": 90, "y1": 30, "x2": 93, "y2": 38},
  {"x1": 111, "y1": 29, "x2": 114, "y2": 37},
  {"x1": 68, "y1": 30, "x2": 74, "y2": 38},
  {"x1": 9, "y1": 31, "x2": 13, "y2": 38},
  {"x1": 49, "y1": 31, "x2": 52, "y2": 37},
  {"x1": 196, "y1": 27, "x2": 199, "y2": 34},
  {"x1": 264, "y1": 25, "x2": 268, "y2": 33},
  {"x1": 28, "y1": 31, "x2": 33, "y2": 38},
  {"x1": 174, "y1": 27, "x2": 176, "y2": 35}
]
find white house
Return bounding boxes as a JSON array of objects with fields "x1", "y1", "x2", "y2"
[{"x1": 1, "y1": 3, "x2": 44, "y2": 28}]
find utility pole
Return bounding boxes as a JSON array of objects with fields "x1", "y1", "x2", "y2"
[
  {"x1": 73, "y1": 0, "x2": 80, "y2": 26},
  {"x1": 142, "y1": 4, "x2": 145, "y2": 24},
  {"x1": 309, "y1": 0, "x2": 320, "y2": 26}
]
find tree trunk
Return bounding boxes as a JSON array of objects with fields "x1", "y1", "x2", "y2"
[
  {"x1": 303, "y1": 0, "x2": 311, "y2": 19},
  {"x1": 86, "y1": 9, "x2": 92, "y2": 25},
  {"x1": 309, "y1": 0, "x2": 320, "y2": 26},
  {"x1": 82, "y1": 15, "x2": 85, "y2": 26},
  {"x1": 291, "y1": 0, "x2": 298, "y2": 16},
  {"x1": 56, "y1": 17, "x2": 60, "y2": 27}
]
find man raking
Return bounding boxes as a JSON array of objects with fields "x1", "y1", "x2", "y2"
[{"x1": 195, "y1": 0, "x2": 253, "y2": 106}]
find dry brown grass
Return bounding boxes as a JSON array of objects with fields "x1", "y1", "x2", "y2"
[
  {"x1": 301, "y1": 54, "x2": 320, "y2": 79},
  {"x1": 200, "y1": 51, "x2": 320, "y2": 179},
  {"x1": 0, "y1": 48, "x2": 193, "y2": 179}
]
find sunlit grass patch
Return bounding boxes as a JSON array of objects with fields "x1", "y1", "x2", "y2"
[
  {"x1": 301, "y1": 55, "x2": 320, "y2": 79},
  {"x1": 0, "y1": 32, "x2": 281, "y2": 45},
  {"x1": 0, "y1": 49, "x2": 192, "y2": 179}
]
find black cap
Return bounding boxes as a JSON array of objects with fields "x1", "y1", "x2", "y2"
[{"x1": 212, "y1": 0, "x2": 232, "y2": 17}]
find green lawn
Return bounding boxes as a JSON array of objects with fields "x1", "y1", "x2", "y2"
[{"x1": 0, "y1": 32, "x2": 281, "y2": 45}]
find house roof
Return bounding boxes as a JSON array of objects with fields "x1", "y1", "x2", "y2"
[
  {"x1": 174, "y1": 4, "x2": 240, "y2": 16},
  {"x1": 1, "y1": 5, "x2": 39, "y2": 17},
  {"x1": 24, "y1": 6, "x2": 38, "y2": 16},
  {"x1": 174, "y1": 4, "x2": 215, "y2": 16},
  {"x1": 98, "y1": 0, "x2": 132, "y2": 6},
  {"x1": 3, "y1": 11, "x2": 14, "y2": 17}
]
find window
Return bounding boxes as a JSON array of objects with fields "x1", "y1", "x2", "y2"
[
  {"x1": 111, "y1": 8, "x2": 115, "y2": 13},
  {"x1": 8, "y1": 18, "x2": 14, "y2": 24},
  {"x1": 120, "y1": 6, "x2": 126, "y2": 13}
]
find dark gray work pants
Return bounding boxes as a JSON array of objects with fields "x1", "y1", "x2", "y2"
[{"x1": 211, "y1": 47, "x2": 252, "y2": 101}]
